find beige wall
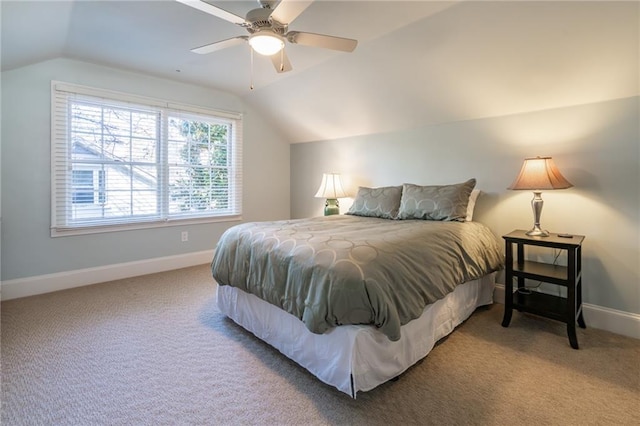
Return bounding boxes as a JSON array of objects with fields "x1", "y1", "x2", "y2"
[{"x1": 290, "y1": 96, "x2": 640, "y2": 316}]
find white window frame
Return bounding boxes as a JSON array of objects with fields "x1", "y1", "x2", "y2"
[{"x1": 51, "y1": 81, "x2": 243, "y2": 237}]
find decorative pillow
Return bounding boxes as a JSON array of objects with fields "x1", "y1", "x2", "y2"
[
  {"x1": 398, "y1": 178, "x2": 477, "y2": 221},
  {"x1": 466, "y1": 189, "x2": 480, "y2": 222},
  {"x1": 346, "y1": 185, "x2": 403, "y2": 219}
]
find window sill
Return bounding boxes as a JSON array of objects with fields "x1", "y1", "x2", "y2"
[{"x1": 50, "y1": 215, "x2": 242, "y2": 237}]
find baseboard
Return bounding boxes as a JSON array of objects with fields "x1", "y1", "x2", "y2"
[
  {"x1": 3, "y1": 267, "x2": 638, "y2": 340},
  {"x1": 0, "y1": 250, "x2": 214, "y2": 301},
  {"x1": 493, "y1": 284, "x2": 640, "y2": 340}
]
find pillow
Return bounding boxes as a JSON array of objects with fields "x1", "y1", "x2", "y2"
[
  {"x1": 397, "y1": 178, "x2": 477, "y2": 221},
  {"x1": 346, "y1": 185, "x2": 402, "y2": 219},
  {"x1": 466, "y1": 189, "x2": 480, "y2": 222}
]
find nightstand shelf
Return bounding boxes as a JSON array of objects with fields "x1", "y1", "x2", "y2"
[
  {"x1": 501, "y1": 230, "x2": 586, "y2": 349},
  {"x1": 512, "y1": 291, "x2": 572, "y2": 323},
  {"x1": 511, "y1": 260, "x2": 569, "y2": 284}
]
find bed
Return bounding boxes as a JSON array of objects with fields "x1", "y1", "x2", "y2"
[{"x1": 211, "y1": 180, "x2": 504, "y2": 397}]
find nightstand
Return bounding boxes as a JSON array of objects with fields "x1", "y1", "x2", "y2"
[{"x1": 501, "y1": 229, "x2": 586, "y2": 349}]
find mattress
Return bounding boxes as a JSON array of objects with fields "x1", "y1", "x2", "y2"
[{"x1": 216, "y1": 272, "x2": 496, "y2": 397}]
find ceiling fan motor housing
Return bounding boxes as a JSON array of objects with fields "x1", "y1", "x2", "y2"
[
  {"x1": 257, "y1": 0, "x2": 278, "y2": 9},
  {"x1": 246, "y1": 7, "x2": 286, "y2": 35}
]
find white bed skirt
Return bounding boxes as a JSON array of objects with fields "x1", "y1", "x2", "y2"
[{"x1": 216, "y1": 273, "x2": 496, "y2": 397}]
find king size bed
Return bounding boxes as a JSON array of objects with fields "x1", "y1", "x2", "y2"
[{"x1": 211, "y1": 180, "x2": 503, "y2": 397}]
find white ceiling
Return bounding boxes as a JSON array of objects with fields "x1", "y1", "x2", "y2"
[{"x1": 2, "y1": 1, "x2": 637, "y2": 143}]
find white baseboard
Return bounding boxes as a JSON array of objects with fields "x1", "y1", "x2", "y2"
[
  {"x1": 0, "y1": 250, "x2": 214, "y2": 301},
  {"x1": 493, "y1": 284, "x2": 640, "y2": 340},
  {"x1": 3, "y1": 267, "x2": 638, "y2": 340}
]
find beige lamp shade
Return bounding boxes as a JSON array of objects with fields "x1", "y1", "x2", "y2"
[
  {"x1": 508, "y1": 156, "x2": 572, "y2": 237},
  {"x1": 508, "y1": 157, "x2": 573, "y2": 190},
  {"x1": 315, "y1": 173, "x2": 348, "y2": 199}
]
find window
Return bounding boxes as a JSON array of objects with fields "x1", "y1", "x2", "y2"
[{"x1": 51, "y1": 82, "x2": 242, "y2": 236}]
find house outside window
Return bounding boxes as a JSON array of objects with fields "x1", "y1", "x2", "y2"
[
  {"x1": 51, "y1": 81, "x2": 243, "y2": 236},
  {"x1": 71, "y1": 169, "x2": 106, "y2": 205}
]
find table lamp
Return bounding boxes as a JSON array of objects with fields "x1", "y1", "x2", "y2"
[
  {"x1": 508, "y1": 156, "x2": 573, "y2": 237},
  {"x1": 315, "y1": 173, "x2": 348, "y2": 216}
]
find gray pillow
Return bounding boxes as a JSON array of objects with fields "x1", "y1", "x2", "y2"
[
  {"x1": 398, "y1": 179, "x2": 477, "y2": 221},
  {"x1": 346, "y1": 185, "x2": 402, "y2": 219}
]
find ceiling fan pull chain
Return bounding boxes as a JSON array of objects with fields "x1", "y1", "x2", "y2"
[
  {"x1": 280, "y1": 49, "x2": 285, "y2": 72},
  {"x1": 250, "y1": 47, "x2": 254, "y2": 90}
]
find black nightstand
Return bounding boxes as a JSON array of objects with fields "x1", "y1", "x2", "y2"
[{"x1": 501, "y1": 229, "x2": 586, "y2": 349}]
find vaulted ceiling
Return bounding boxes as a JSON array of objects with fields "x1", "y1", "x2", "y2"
[{"x1": 2, "y1": 1, "x2": 637, "y2": 143}]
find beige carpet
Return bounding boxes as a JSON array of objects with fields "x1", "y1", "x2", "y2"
[{"x1": 1, "y1": 264, "x2": 638, "y2": 425}]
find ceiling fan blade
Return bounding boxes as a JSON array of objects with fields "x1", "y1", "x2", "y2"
[
  {"x1": 286, "y1": 31, "x2": 357, "y2": 52},
  {"x1": 270, "y1": 0, "x2": 313, "y2": 25},
  {"x1": 270, "y1": 50, "x2": 293, "y2": 73},
  {"x1": 176, "y1": 0, "x2": 247, "y2": 26},
  {"x1": 191, "y1": 36, "x2": 248, "y2": 54}
]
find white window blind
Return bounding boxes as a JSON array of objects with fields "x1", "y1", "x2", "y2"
[{"x1": 51, "y1": 81, "x2": 242, "y2": 236}]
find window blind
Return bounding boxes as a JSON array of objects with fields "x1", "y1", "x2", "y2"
[{"x1": 51, "y1": 81, "x2": 242, "y2": 236}]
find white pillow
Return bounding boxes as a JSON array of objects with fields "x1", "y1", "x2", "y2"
[{"x1": 465, "y1": 189, "x2": 480, "y2": 221}]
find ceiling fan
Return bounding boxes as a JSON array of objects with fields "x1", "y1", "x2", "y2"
[{"x1": 176, "y1": 0, "x2": 358, "y2": 73}]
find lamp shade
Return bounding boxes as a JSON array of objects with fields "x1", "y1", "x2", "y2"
[
  {"x1": 315, "y1": 173, "x2": 348, "y2": 199},
  {"x1": 508, "y1": 157, "x2": 573, "y2": 191}
]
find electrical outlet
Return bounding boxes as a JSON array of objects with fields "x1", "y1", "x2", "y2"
[{"x1": 181, "y1": 231, "x2": 188, "y2": 242}]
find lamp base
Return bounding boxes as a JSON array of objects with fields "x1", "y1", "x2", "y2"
[
  {"x1": 324, "y1": 199, "x2": 340, "y2": 216},
  {"x1": 526, "y1": 191, "x2": 550, "y2": 237},
  {"x1": 525, "y1": 225, "x2": 550, "y2": 237}
]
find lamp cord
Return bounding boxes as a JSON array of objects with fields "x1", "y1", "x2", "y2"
[{"x1": 515, "y1": 249, "x2": 561, "y2": 294}]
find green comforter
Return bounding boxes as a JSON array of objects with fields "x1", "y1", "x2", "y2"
[{"x1": 211, "y1": 215, "x2": 503, "y2": 341}]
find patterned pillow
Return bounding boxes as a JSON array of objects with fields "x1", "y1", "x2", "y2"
[
  {"x1": 398, "y1": 179, "x2": 477, "y2": 221},
  {"x1": 346, "y1": 185, "x2": 403, "y2": 219}
]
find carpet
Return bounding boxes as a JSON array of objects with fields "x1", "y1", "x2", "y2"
[{"x1": 2, "y1": 265, "x2": 638, "y2": 425}]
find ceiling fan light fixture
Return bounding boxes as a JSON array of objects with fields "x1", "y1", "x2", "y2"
[{"x1": 249, "y1": 31, "x2": 285, "y2": 56}]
